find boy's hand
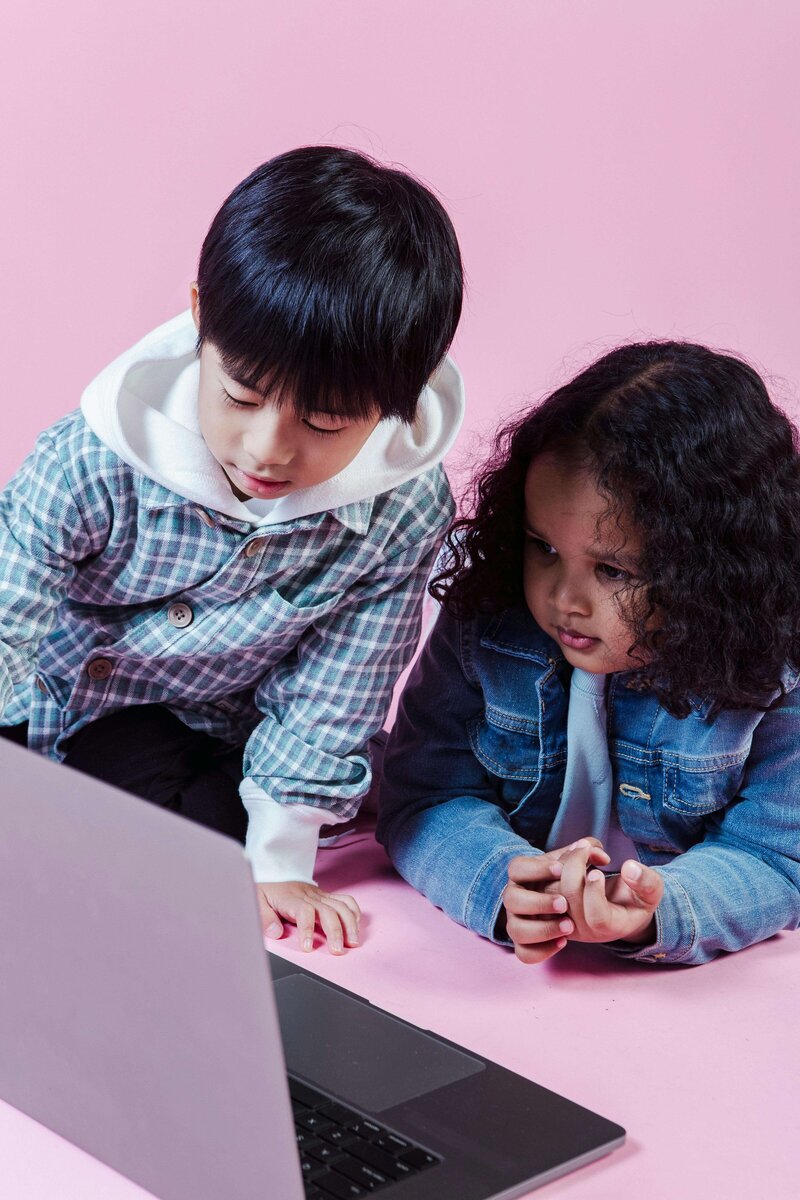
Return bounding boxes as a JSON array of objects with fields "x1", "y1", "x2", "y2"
[
  {"x1": 503, "y1": 838, "x2": 610, "y2": 964},
  {"x1": 257, "y1": 881, "x2": 361, "y2": 955},
  {"x1": 555, "y1": 842, "x2": 663, "y2": 946}
]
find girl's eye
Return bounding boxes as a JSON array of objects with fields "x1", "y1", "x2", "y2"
[
  {"x1": 526, "y1": 535, "x2": 557, "y2": 557},
  {"x1": 597, "y1": 562, "x2": 631, "y2": 583},
  {"x1": 302, "y1": 419, "x2": 345, "y2": 437}
]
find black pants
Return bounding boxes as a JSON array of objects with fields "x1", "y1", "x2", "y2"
[{"x1": 0, "y1": 706, "x2": 248, "y2": 842}]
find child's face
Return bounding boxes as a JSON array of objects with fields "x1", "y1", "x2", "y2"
[
  {"x1": 523, "y1": 454, "x2": 645, "y2": 675},
  {"x1": 195, "y1": 340, "x2": 381, "y2": 502}
]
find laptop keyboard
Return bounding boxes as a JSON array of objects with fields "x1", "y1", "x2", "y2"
[{"x1": 290, "y1": 1076, "x2": 441, "y2": 1197}]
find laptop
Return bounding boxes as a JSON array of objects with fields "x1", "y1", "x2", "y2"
[{"x1": 0, "y1": 737, "x2": 624, "y2": 1200}]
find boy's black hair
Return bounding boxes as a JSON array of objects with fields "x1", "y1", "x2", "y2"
[
  {"x1": 432, "y1": 341, "x2": 800, "y2": 717},
  {"x1": 196, "y1": 146, "x2": 463, "y2": 423}
]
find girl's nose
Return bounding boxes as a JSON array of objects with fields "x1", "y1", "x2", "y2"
[{"x1": 551, "y1": 566, "x2": 591, "y2": 616}]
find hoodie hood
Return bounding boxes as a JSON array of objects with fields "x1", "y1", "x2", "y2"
[{"x1": 80, "y1": 310, "x2": 465, "y2": 527}]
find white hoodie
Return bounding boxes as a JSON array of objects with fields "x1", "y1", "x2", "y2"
[{"x1": 79, "y1": 311, "x2": 465, "y2": 881}]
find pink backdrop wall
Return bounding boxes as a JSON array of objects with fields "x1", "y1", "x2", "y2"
[{"x1": 1, "y1": 0, "x2": 798, "y2": 489}]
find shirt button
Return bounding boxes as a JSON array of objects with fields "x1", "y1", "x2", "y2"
[
  {"x1": 244, "y1": 538, "x2": 266, "y2": 558},
  {"x1": 87, "y1": 658, "x2": 113, "y2": 681},
  {"x1": 167, "y1": 602, "x2": 194, "y2": 628},
  {"x1": 35, "y1": 676, "x2": 47, "y2": 694},
  {"x1": 194, "y1": 507, "x2": 215, "y2": 528}
]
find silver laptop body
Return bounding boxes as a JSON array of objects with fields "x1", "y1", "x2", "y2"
[{"x1": 0, "y1": 738, "x2": 624, "y2": 1200}]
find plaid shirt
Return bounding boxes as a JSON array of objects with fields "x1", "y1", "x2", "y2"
[{"x1": 0, "y1": 412, "x2": 454, "y2": 820}]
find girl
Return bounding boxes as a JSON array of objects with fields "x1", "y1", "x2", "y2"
[{"x1": 377, "y1": 342, "x2": 800, "y2": 966}]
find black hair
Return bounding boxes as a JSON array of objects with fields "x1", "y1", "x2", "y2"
[
  {"x1": 195, "y1": 146, "x2": 463, "y2": 423},
  {"x1": 432, "y1": 341, "x2": 800, "y2": 716}
]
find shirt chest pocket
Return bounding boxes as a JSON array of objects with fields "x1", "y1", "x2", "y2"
[
  {"x1": 662, "y1": 755, "x2": 747, "y2": 817},
  {"x1": 468, "y1": 705, "x2": 541, "y2": 782}
]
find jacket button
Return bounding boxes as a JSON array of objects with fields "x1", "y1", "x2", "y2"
[
  {"x1": 167, "y1": 602, "x2": 194, "y2": 628},
  {"x1": 193, "y1": 507, "x2": 215, "y2": 528},
  {"x1": 244, "y1": 538, "x2": 265, "y2": 558},
  {"x1": 87, "y1": 658, "x2": 113, "y2": 681},
  {"x1": 35, "y1": 676, "x2": 47, "y2": 694}
]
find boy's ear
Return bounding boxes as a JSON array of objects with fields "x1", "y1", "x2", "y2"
[{"x1": 189, "y1": 282, "x2": 200, "y2": 330}]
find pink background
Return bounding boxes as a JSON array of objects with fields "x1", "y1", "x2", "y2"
[
  {"x1": 2, "y1": 0, "x2": 799, "y2": 491},
  {"x1": 2, "y1": 3, "x2": 799, "y2": 1198}
]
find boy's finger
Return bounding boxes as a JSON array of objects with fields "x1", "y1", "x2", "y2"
[
  {"x1": 317, "y1": 903, "x2": 346, "y2": 955},
  {"x1": 294, "y1": 901, "x2": 317, "y2": 953},
  {"x1": 513, "y1": 936, "x2": 568, "y2": 966},
  {"x1": 620, "y1": 860, "x2": 664, "y2": 908},
  {"x1": 322, "y1": 896, "x2": 361, "y2": 947},
  {"x1": 257, "y1": 891, "x2": 284, "y2": 940}
]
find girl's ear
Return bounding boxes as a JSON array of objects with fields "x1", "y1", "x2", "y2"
[{"x1": 189, "y1": 282, "x2": 200, "y2": 330}]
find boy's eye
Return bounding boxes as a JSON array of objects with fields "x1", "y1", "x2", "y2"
[
  {"x1": 597, "y1": 562, "x2": 631, "y2": 583},
  {"x1": 222, "y1": 389, "x2": 257, "y2": 409},
  {"x1": 302, "y1": 419, "x2": 346, "y2": 437}
]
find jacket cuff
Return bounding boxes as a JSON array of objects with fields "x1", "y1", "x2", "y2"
[
  {"x1": 466, "y1": 844, "x2": 542, "y2": 945},
  {"x1": 240, "y1": 779, "x2": 347, "y2": 883},
  {"x1": 607, "y1": 871, "x2": 697, "y2": 964}
]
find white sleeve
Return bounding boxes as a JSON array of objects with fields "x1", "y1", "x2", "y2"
[{"x1": 239, "y1": 778, "x2": 349, "y2": 883}]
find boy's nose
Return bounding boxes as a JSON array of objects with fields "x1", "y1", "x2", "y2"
[{"x1": 244, "y1": 416, "x2": 294, "y2": 469}]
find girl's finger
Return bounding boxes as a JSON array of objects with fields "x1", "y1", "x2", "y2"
[
  {"x1": 508, "y1": 854, "x2": 562, "y2": 885},
  {"x1": 507, "y1": 914, "x2": 574, "y2": 945},
  {"x1": 581, "y1": 868, "x2": 613, "y2": 931},
  {"x1": 557, "y1": 844, "x2": 592, "y2": 910},
  {"x1": 620, "y1": 860, "x2": 664, "y2": 908},
  {"x1": 325, "y1": 891, "x2": 362, "y2": 925},
  {"x1": 513, "y1": 936, "x2": 568, "y2": 966},
  {"x1": 504, "y1": 882, "x2": 568, "y2": 918}
]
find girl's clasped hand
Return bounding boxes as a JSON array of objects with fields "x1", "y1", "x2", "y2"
[{"x1": 502, "y1": 840, "x2": 664, "y2": 965}]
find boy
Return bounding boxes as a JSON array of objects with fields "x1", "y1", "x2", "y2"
[{"x1": 0, "y1": 146, "x2": 464, "y2": 952}]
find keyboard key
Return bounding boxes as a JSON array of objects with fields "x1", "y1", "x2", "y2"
[
  {"x1": 400, "y1": 1146, "x2": 438, "y2": 1170},
  {"x1": 316, "y1": 1100, "x2": 358, "y2": 1125},
  {"x1": 350, "y1": 1141, "x2": 402, "y2": 1178},
  {"x1": 314, "y1": 1171, "x2": 367, "y2": 1198},
  {"x1": 297, "y1": 1112, "x2": 335, "y2": 1135},
  {"x1": 307, "y1": 1143, "x2": 346, "y2": 1167},
  {"x1": 334, "y1": 1158, "x2": 390, "y2": 1189},
  {"x1": 374, "y1": 1133, "x2": 411, "y2": 1155},
  {"x1": 319, "y1": 1126, "x2": 358, "y2": 1149},
  {"x1": 347, "y1": 1118, "x2": 384, "y2": 1140},
  {"x1": 290, "y1": 1078, "x2": 326, "y2": 1108}
]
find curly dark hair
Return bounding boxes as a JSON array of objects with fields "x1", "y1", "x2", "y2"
[{"x1": 432, "y1": 341, "x2": 800, "y2": 717}]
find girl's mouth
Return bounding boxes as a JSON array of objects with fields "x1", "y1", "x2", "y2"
[{"x1": 556, "y1": 626, "x2": 600, "y2": 651}]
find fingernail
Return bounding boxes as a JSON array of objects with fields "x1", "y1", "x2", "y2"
[
  {"x1": 626, "y1": 861, "x2": 642, "y2": 881},
  {"x1": 266, "y1": 923, "x2": 282, "y2": 938},
  {"x1": 332, "y1": 942, "x2": 343, "y2": 955},
  {"x1": 559, "y1": 919, "x2": 574, "y2": 934},
  {"x1": 556, "y1": 937, "x2": 568, "y2": 950},
  {"x1": 573, "y1": 839, "x2": 589, "y2": 850},
  {"x1": 553, "y1": 896, "x2": 567, "y2": 913},
  {"x1": 303, "y1": 937, "x2": 313, "y2": 952}
]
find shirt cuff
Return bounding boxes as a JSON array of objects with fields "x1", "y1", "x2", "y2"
[{"x1": 240, "y1": 778, "x2": 348, "y2": 883}]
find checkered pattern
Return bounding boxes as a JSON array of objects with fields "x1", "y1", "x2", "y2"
[{"x1": 0, "y1": 413, "x2": 454, "y2": 818}]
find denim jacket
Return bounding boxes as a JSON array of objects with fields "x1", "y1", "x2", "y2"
[{"x1": 377, "y1": 605, "x2": 800, "y2": 965}]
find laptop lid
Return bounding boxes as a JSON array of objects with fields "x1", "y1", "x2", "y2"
[{"x1": 0, "y1": 738, "x2": 304, "y2": 1200}]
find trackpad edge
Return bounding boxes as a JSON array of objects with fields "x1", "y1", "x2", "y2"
[{"x1": 273, "y1": 974, "x2": 484, "y2": 1112}]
